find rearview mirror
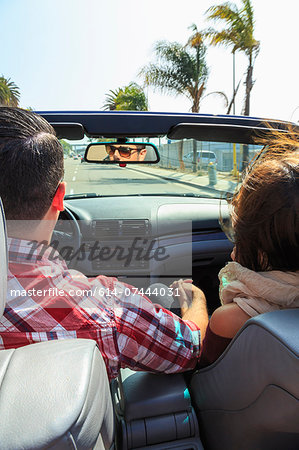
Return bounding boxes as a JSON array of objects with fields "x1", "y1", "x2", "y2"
[{"x1": 84, "y1": 142, "x2": 160, "y2": 164}]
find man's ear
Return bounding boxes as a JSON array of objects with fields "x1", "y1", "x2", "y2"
[{"x1": 52, "y1": 182, "x2": 66, "y2": 211}]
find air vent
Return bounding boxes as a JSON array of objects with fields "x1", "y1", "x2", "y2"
[
  {"x1": 93, "y1": 219, "x2": 150, "y2": 239},
  {"x1": 93, "y1": 220, "x2": 119, "y2": 237},
  {"x1": 121, "y1": 220, "x2": 149, "y2": 236}
]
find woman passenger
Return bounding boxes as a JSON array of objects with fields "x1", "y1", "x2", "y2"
[{"x1": 174, "y1": 131, "x2": 299, "y2": 367}]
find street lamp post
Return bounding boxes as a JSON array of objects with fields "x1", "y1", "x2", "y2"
[
  {"x1": 233, "y1": 51, "x2": 236, "y2": 115},
  {"x1": 232, "y1": 51, "x2": 238, "y2": 178}
]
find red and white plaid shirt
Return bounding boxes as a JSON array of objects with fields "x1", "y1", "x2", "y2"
[{"x1": 0, "y1": 237, "x2": 201, "y2": 379}]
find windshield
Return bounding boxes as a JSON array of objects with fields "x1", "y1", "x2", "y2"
[{"x1": 63, "y1": 137, "x2": 263, "y2": 199}]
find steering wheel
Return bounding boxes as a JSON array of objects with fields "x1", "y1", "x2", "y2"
[{"x1": 51, "y1": 205, "x2": 81, "y2": 269}]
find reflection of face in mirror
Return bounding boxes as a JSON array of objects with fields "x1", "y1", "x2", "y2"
[{"x1": 106, "y1": 144, "x2": 147, "y2": 162}]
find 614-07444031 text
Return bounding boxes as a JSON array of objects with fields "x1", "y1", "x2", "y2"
[{"x1": 8, "y1": 286, "x2": 181, "y2": 299}]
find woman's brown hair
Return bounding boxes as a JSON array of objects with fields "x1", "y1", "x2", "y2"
[{"x1": 231, "y1": 129, "x2": 299, "y2": 272}]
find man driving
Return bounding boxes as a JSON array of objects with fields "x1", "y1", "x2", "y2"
[
  {"x1": 106, "y1": 144, "x2": 147, "y2": 161},
  {"x1": 0, "y1": 107, "x2": 208, "y2": 380}
]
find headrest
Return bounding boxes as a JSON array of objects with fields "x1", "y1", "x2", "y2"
[{"x1": 0, "y1": 199, "x2": 7, "y2": 317}]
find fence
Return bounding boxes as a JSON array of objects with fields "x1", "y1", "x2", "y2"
[{"x1": 157, "y1": 139, "x2": 262, "y2": 172}]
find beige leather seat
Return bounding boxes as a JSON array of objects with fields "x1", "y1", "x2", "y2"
[{"x1": 0, "y1": 199, "x2": 114, "y2": 449}]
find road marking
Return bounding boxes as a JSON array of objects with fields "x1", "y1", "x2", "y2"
[
  {"x1": 70, "y1": 189, "x2": 74, "y2": 194},
  {"x1": 72, "y1": 176, "x2": 76, "y2": 181}
]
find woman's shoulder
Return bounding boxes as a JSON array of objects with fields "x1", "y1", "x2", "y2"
[{"x1": 209, "y1": 303, "x2": 251, "y2": 339}]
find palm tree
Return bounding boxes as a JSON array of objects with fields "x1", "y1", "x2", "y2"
[
  {"x1": 205, "y1": 0, "x2": 260, "y2": 169},
  {"x1": 102, "y1": 82, "x2": 148, "y2": 111},
  {"x1": 0, "y1": 76, "x2": 20, "y2": 106},
  {"x1": 139, "y1": 32, "x2": 209, "y2": 171},
  {"x1": 139, "y1": 35, "x2": 208, "y2": 113},
  {"x1": 205, "y1": 0, "x2": 260, "y2": 116},
  {"x1": 102, "y1": 87, "x2": 120, "y2": 111}
]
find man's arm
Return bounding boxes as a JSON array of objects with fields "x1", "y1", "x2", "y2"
[
  {"x1": 111, "y1": 280, "x2": 203, "y2": 374},
  {"x1": 171, "y1": 280, "x2": 209, "y2": 340}
]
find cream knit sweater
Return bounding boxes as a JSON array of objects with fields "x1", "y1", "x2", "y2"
[{"x1": 219, "y1": 261, "x2": 299, "y2": 317}]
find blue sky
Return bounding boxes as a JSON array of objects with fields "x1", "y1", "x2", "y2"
[{"x1": 1, "y1": 0, "x2": 299, "y2": 121}]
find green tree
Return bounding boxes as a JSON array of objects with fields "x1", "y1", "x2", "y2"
[
  {"x1": 60, "y1": 139, "x2": 72, "y2": 155},
  {"x1": 205, "y1": 0, "x2": 260, "y2": 116},
  {"x1": 102, "y1": 82, "x2": 148, "y2": 111},
  {"x1": 205, "y1": 0, "x2": 260, "y2": 168},
  {"x1": 139, "y1": 34, "x2": 208, "y2": 113},
  {"x1": 0, "y1": 76, "x2": 20, "y2": 106},
  {"x1": 139, "y1": 30, "x2": 209, "y2": 172}
]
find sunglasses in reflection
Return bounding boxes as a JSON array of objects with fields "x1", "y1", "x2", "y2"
[{"x1": 107, "y1": 145, "x2": 144, "y2": 159}]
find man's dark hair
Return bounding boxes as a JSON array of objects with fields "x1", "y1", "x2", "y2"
[{"x1": 0, "y1": 107, "x2": 64, "y2": 220}]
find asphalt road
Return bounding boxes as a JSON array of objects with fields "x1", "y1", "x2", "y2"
[{"x1": 64, "y1": 158, "x2": 208, "y2": 197}]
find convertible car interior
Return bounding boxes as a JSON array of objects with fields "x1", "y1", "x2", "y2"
[{"x1": 0, "y1": 111, "x2": 298, "y2": 449}]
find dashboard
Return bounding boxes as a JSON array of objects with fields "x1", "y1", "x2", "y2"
[{"x1": 55, "y1": 196, "x2": 233, "y2": 313}]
